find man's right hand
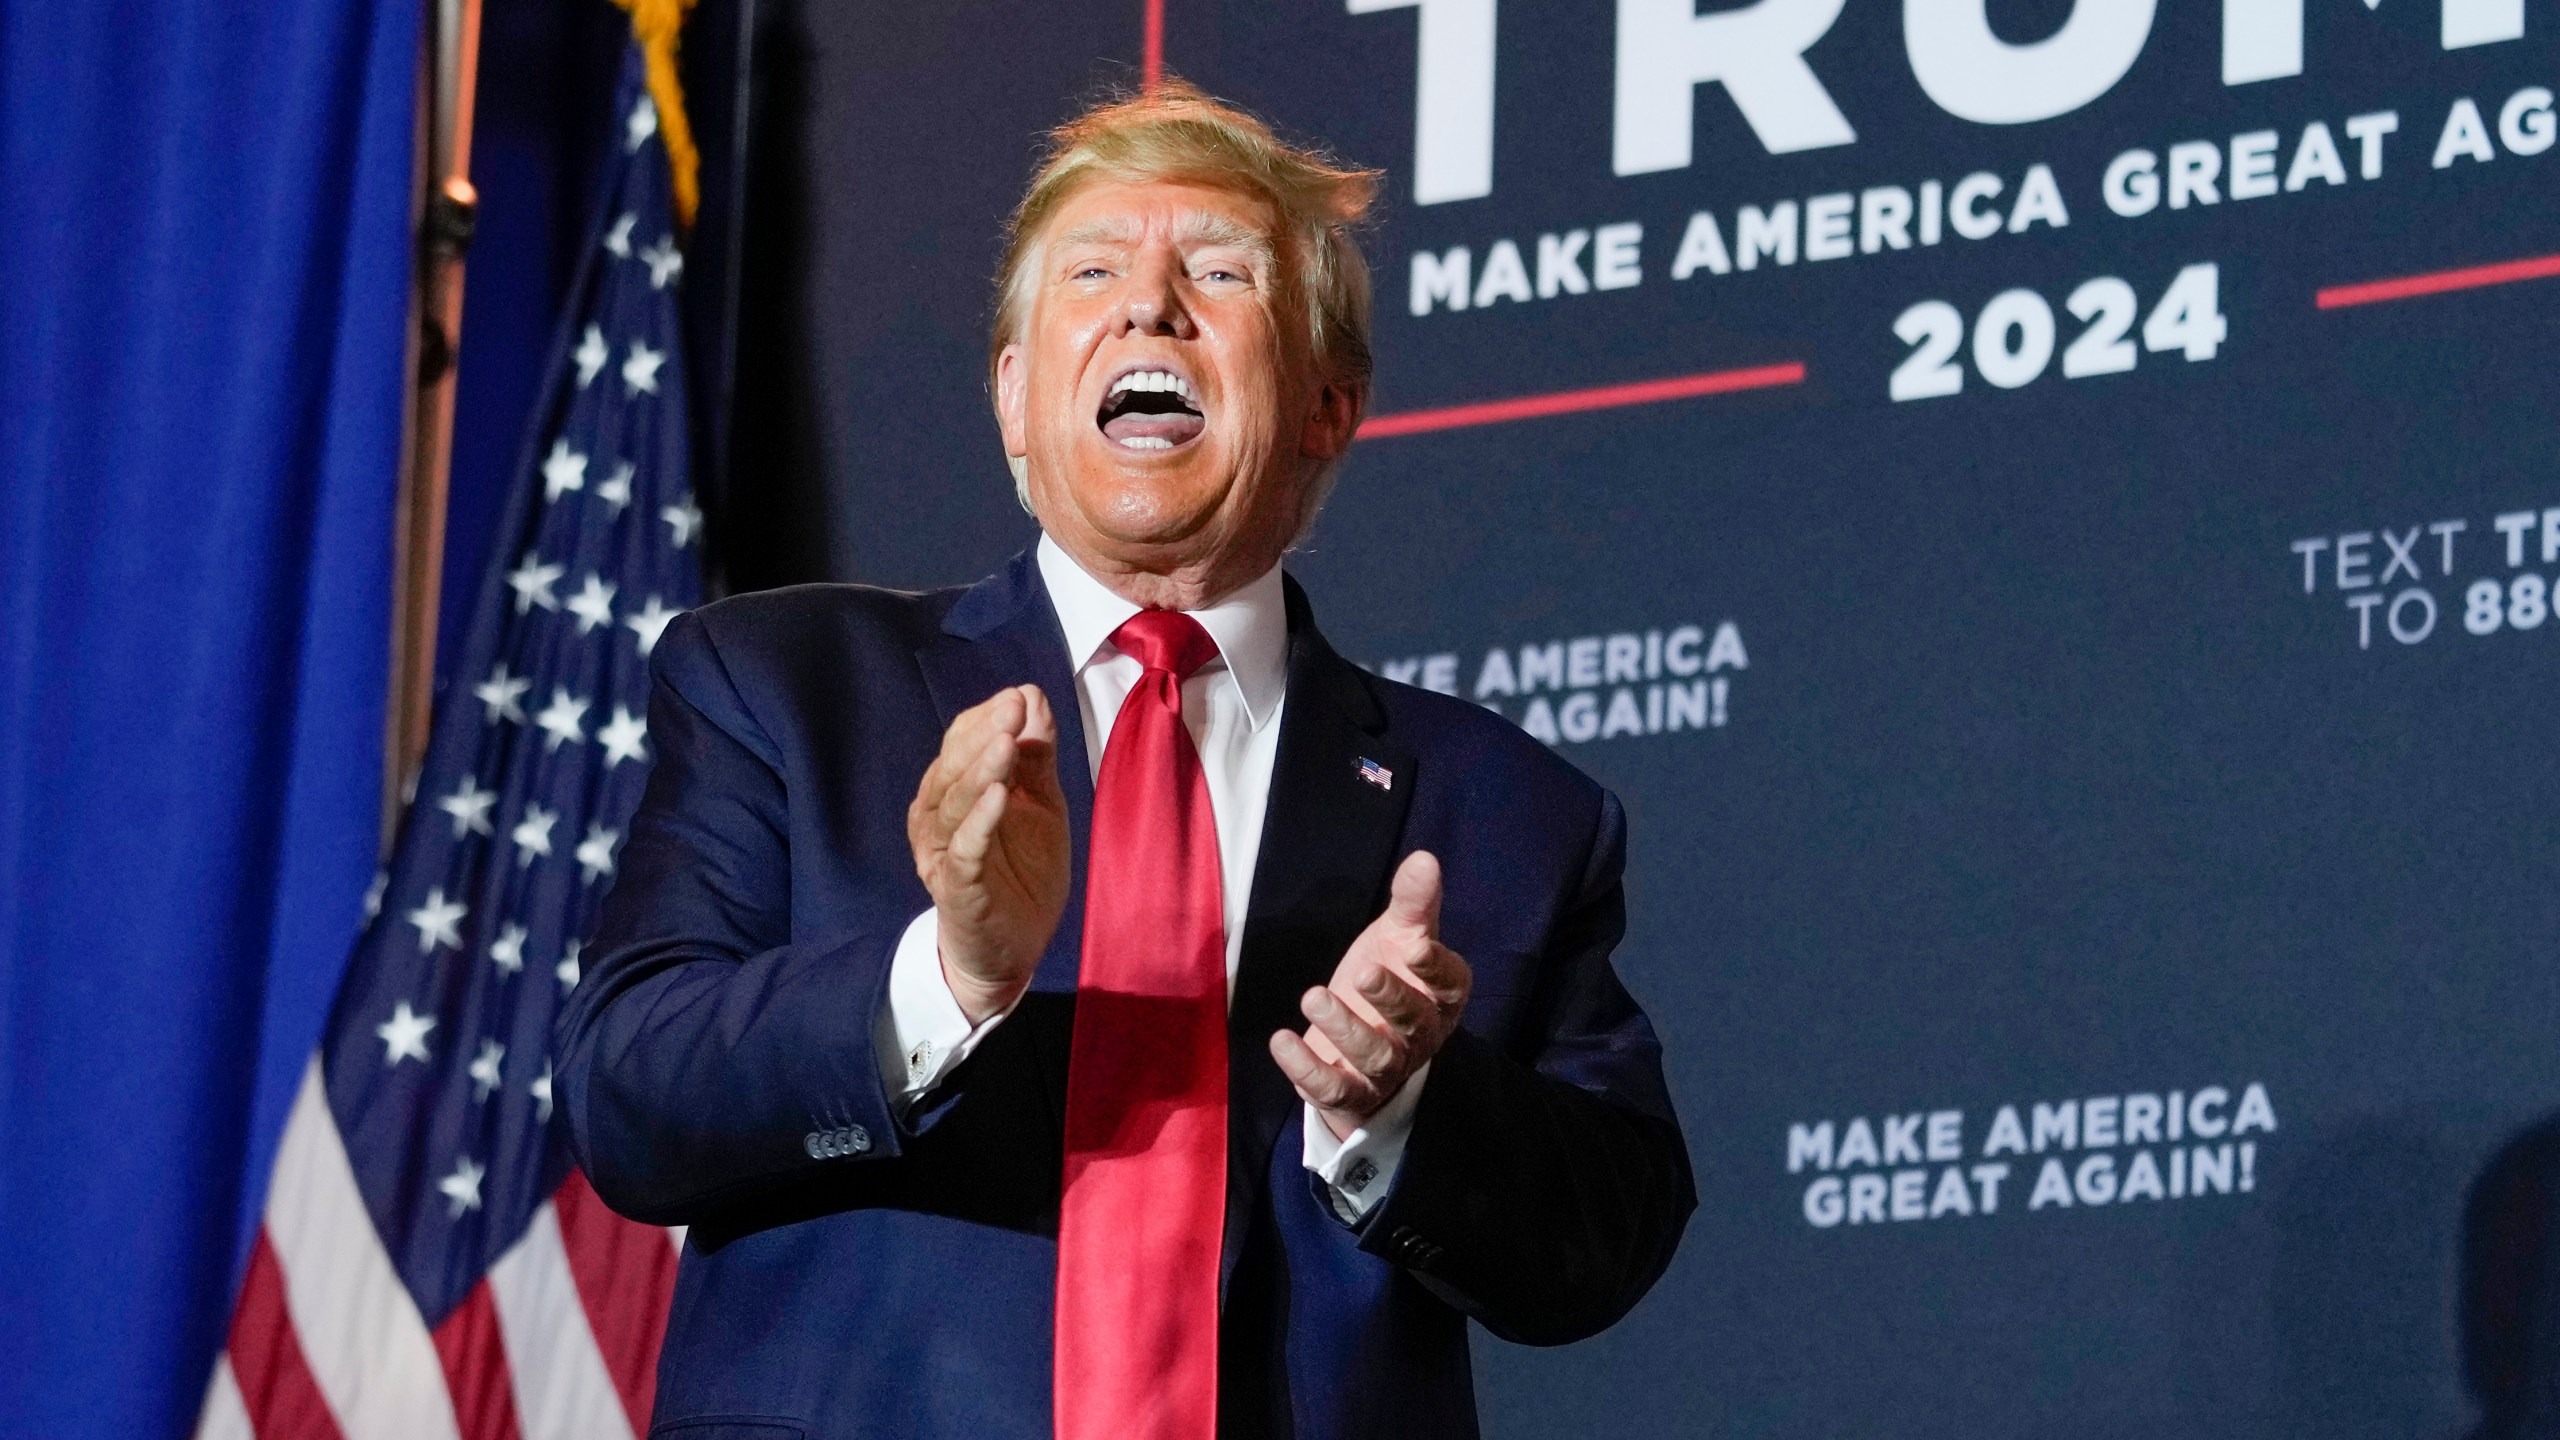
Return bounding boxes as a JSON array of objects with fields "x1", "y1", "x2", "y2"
[{"x1": 907, "y1": 684, "x2": 1071, "y2": 1024}]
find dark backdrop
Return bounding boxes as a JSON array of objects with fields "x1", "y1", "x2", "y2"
[{"x1": 718, "y1": 2, "x2": 2560, "y2": 1436}]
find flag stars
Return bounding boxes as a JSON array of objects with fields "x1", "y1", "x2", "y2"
[
  {"x1": 622, "y1": 340, "x2": 666, "y2": 397},
  {"x1": 488, "y1": 922, "x2": 527, "y2": 976},
  {"x1": 376, "y1": 1001, "x2": 436, "y2": 1066},
  {"x1": 661, "y1": 494, "x2": 702, "y2": 549},
  {"x1": 595, "y1": 462, "x2": 634, "y2": 515},
  {"x1": 513, "y1": 804, "x2": 559, "y2": 866},
  {"x1": 640, "y1": 237, "x2": 685, "y2": 289},
  {"x1": 508, "y1": 555, "x2": 564, "y2": 614},
  {"x1": 467, "y1": 1039, "x2": 507, "y2": 1102},
  {"x1": 438, "y1": 1155, "x2": 487, "y2": 1218},
  {"x1": 535, "y1": 688, "x2": 590, "y2": 752},
  {"x1": 567, "y1": 574, "x2": 618, "y2": 635},
  {"x1": 328, "y1": 99, "x2": 695, "y2": 1250},
  {"x1": 542, "y1": 440, "x2": 588, "y2": 501},
  {"x1": 625, "y1": 596, "x2": 679, "y2": 657},
  {"x1": 576, "y1": 823, "x2": 621, "y2": 884},
  {"x1": 474, "y1": 663, "x2": 530, "y2": 724},
  {"x1": 406, "y1": 887, "x2": 467, "y2": 953},
  {"x1": 598, "y1": 706, "x2": 649, "y2": 768},
  {"x1": 437, "y1": 776, "x2": 496, "y2": 838},
  {"x1": 625, "y1": 96, "x2": 658, "y2": 154},
  {"x1": 574, "y1": 324, "x2": 610, "y2": 389}
]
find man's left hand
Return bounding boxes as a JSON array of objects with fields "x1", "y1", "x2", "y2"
[{"x1": 1269, "y1": 850, "x2": 1471, "y2": 1140}]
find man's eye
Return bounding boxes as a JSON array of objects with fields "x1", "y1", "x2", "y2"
[{"x1": 1074, "y1": 266, "x2": 1111, "y2": 280}]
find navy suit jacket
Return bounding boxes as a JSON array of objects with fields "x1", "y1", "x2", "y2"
[{"x1": 558, "y1": 550, "x2": 1695, "y2": 1440}]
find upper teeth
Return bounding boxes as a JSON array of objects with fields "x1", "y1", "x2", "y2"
[{"x1": 1110, "y1": 370, "x2": 1194, "y2": 402}]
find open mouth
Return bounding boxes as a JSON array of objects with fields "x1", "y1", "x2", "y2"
[{"x1": 1096, "y1": 367, "x2": 1205, "y2": 451}]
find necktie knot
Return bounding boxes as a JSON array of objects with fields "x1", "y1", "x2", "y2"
[{"x1": 1110, "y1": 609, "x2": 1219, "y2": 681}]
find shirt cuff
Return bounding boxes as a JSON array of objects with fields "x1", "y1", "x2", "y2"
[
  {"x1": 872, "y1": 907, "x2": 1008, "y2": 1103},
  {"x1": 1300, "y1": 1060, "x2": 1430, "y2": 1224}
]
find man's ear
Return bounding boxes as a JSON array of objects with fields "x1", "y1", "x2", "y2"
[
  {"x1": 1298, "y1": 379, "x2": 1364, "y2": 461},
  {"x1": 994, "y1": 342, "x2": 1030, "y2": 461}
]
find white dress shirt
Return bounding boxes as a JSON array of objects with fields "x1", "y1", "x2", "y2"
[{"x1": 871, "y1": 536, "x2": 1424, "y2": 1221}]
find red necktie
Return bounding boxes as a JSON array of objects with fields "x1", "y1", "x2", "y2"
[{"x1": 1055, "y1": 609, "x2": 1228, "y2": 1440}]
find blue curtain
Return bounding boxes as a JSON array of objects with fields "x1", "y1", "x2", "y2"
[{"x1": 0, "y1": 0, "x2": 421, "y2": 1432}]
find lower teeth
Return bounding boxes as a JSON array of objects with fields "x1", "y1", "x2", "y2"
[{"x1": 1119, "y1": 436, "x2": 1174, "y2": 449}]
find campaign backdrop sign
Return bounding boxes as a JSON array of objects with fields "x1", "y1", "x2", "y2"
[{"x1": 725, "y1": 1, "x2": 2560, "y2": 1434}]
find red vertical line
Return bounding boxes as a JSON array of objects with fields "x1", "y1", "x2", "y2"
[
  {"x1": 432, "y1": 1280, "x2": 526, "y2": 1440},
  {"x1": 554, "y1": 1170, "x2": 682, "y2": 1437},
  {"x1": 224, "y1": 1231, "x2": 350, "y2": 1440},
  {"x1": 1142, "y1": 0, "x2": 1164, "y2": 89}
]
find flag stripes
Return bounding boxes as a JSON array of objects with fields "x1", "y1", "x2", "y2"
[
  {"x1": 434, "y1": 1282, "x2": 525, "y2": 1440},
  {"x1": 246, "y1": 1063, "x2": 463, "y2": 1440},
  {"x1": 487, "y1": 1197, "x2": 647, "y2": 1440},
  {"x1": 210, "y1": 1061, "x2": 678, "y2": 1439},
  {"x1": 223, "y1": 1237, "x2": 346, "y2": 1440},
  {"x1": 551, "y1": 1171, "x2": 678, "y2": 1434}
]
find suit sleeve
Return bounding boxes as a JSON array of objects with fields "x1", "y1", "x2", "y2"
[
  {"x1": 554, "y1": 611, "x2": 907, "y2": 1224},
  {"x1": 1351, "y1": 789, "x2": 1697, "y2": 1345}
]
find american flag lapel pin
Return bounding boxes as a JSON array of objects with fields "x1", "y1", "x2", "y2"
[{"x1": 1357, "y1": 756, "x2": 1394, "y2": 791}]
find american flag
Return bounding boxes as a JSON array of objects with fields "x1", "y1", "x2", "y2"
[{"x1": 197, "y1": 51, "x2": 700, "y2": 1440}]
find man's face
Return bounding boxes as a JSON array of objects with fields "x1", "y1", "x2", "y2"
[{"x1": 997, "y1": 179, "x2": 1356, "y2": 592}]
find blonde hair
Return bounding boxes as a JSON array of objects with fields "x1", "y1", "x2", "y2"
[{"x1": 991, "y1": 81, "x2": 1382, "y2": 520}]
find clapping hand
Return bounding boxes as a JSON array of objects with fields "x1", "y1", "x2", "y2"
[
  {"x1": 1269, "y1": 851, "x2": 1472, "y2": 1139},
  {"x1": 907, "y1": 685, "x2": 1072, "y2": 1024}
]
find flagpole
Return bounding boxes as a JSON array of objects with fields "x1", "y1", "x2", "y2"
[{"x1": 385, "y1": 0, "x2": 486, "y2": 843}]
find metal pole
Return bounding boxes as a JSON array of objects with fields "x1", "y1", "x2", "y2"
[{"x1": 382, "y1": 0, "x2": 484, "y2": 844}]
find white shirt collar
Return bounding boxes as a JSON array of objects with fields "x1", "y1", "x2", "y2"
[{"x1": 1035, "y1": 533, "x2": 1288, "y2": 730}]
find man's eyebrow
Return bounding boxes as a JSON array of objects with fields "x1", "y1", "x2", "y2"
[
  {"x1": 1173, "y1": 213, "x2": 1274, "y2": 256},
  {"x1": 1045, "y1": 210, "x2": 1275, "y2": 261},
  {"x1": 1050, "y1": 218, "x2": 1137, "y2": 249}
]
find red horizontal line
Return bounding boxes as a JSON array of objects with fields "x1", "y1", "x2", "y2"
[
  {"x1": 1357, "y1": 361, "x2": 1807, "y2": 440},
  {"x1": 2316, "y1": 251, "x2": 2560, "y2": 309}
]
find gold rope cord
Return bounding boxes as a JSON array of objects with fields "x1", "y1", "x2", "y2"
[{"x1": 612, "y1": 0, "x2": 700, "y2": 226}]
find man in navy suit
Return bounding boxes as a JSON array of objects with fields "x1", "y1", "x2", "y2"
[{"x1": 558, "y1": 81, "x2": 1693, "y2": 1440}]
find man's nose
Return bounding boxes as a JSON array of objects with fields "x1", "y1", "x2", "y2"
[{"x1": 1118, "y1": 253, "x2": 1196, "y2": 338}]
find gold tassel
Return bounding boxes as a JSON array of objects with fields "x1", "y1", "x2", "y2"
[{"x1": 612, "y1": 0, "x2": 700, "y2": 227}]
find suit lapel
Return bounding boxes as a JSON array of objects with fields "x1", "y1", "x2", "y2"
[
  {"x1": 1221, "y1": 578, "x2": 1416, "y2": 1295},
  {"x1": 913, "y1": 550, "x2": 1095, "y2": 1129}
]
